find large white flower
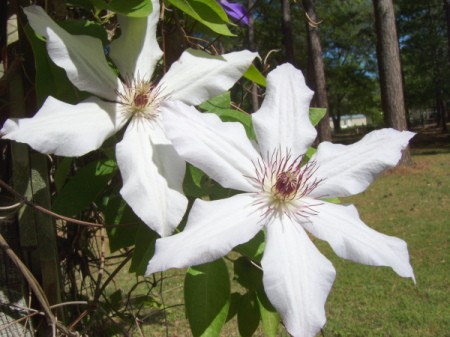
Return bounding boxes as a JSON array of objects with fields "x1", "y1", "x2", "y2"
[
  {"x1": 146, "y1": 63, "x2": 415, "y2": 336},
  {"x1": 1, "y1": 2, "x2": 256, "y2": 237}
]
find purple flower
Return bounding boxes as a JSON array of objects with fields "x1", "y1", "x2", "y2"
[{"x1": 219, "y1": 0, "x2": 249, "y2": 25}]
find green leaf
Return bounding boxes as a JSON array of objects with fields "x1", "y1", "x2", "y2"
[
  {"x1": 52, "y1": 159, "x2": 117, "y2": 216},
  {"x1": 167, "y1": 0, "x2": 234, "y2": 36},
  {"x1": 233, "y1": 257, "x2": 263, "y2": 291},
  {"x1": 129, "y1": 224, "x2": 159, "y2": 275},
  {"x1": 59, "y1": 19, "x2": 109, "y2": 46},
  {"x1": 304, "y1": 146, "x2": 316, "y2": 162},
  {"x1": 234, "y1": 230, "x2": 265, "y2": 262},
  {"x1": 256, "y1": 289, "x2": 280, "y2": 337},
  {"x1": 183, "y1": 164, "x2": 212, "y2": 198},
  {"x1": 53, "y1": 157, "x2": 73, "y2": 192},
  {"x1": 215, "y1": 109, "x2": 255, "y2": 139},
  {"x1": 103, "y1": 196, "x2": 140, "y2": 252},
  {"x1": 200, "y1": 92, "x2": 255, "y2": 139},
  {"x1": 185, "y1": 259, "x2": 230, "y2": 337},
  {"x1": 192, "y1": 0, "x2": 230, "y2": 21},
  {"x1": 226, "y1": 292, "x2": 242, "y2": 322},
  {"x1": 237, "y1": 292, "x2": 261, "y2": 337},
  {"x1": 208, "y1": 185, "x2": 240, "y2": 200},
  {"x1": 244, "y1": 64, "x2": 266, "y2": 87},
  {"x1": 190, "y1": 164, "x2": 205, "y2": 188},
  {"x1": 91, "y1": 0, "x2": 152, "y2": 17},
  {"x1": 199, "y1": 92, "x2": 231, "y2": 112},
  {"x1": 24, "y1": 25, "x2": 88, "y2": 106},
  {"x1": 309, "y1": 107, "x2": 327, "y2": 126},
  {"x1": 323, "y1": 197, "x2": 341, "y2": 204}
]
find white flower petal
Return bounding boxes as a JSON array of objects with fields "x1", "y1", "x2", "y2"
[
  {"x1": 147, "y1": 193, "x2": 264, "y2": 274},
  {"x1": 252, "y1": 63, "x2": 316, "y2": 157},
  {"x1": 109, "y1": 0, "x2": 162, "y2": 79},
  {"x1": 116, "y1": 119, "x2": 188, "y2": 237},
  {"x1": 1, "y1": 96, "x2": 124, "y2": 156},
  {"x1": 24, "y1": 6, "x2": 119, "y2": 100},
  {"x1": 161, "y1": 100, "x2": 260, "y2": 192},
  {"x1": 147, "y1": 119, "x2": 170, "y2": 145},
  {"x1": 149, "y1": 132, "x2": 186, "y2": 201},
  {"x1": 158, "y1": 49, "x2": 257, "y2": 105},
  {"x1": 301, "y1": 201, "x2": 415, "y2": 280},
  {"x1": 262, "y1": 217, "x2": 336, "y2": 337},
  {"x1": 309, "y1": 128, "x2": 415, "y2": 198}
]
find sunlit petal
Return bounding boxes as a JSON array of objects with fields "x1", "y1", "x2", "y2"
[
  {"x1": 158, "y1": 49, "x2": 257, "y2": 105},
  {"x1": 109, "y1": 0, "x2": 162, "y2": 79},
  {"x1": 116, "y1": 119, "x2": 188, "y2": 237},
  {"x1": 1, "y1": 96, "x2": 124, "y2": 156},
  {"x1": 147, "y1": 193, "x2": 264, "y2": 274},
  {"x1": 309, "y1": 128, "x2": 415, "y2": 198},
  {"x1": 161, "y1": 100, "x2": 260, "y2": 192},
  {"x1": 24, "y1": 5, "x2": 119, "y2": 100},
  {"x1": 262, "y1": 217, "x2": 336, "y2": 337},
  {"x1": 252, "y1": 63, "x2": 316, "y2": 158},
  {"x1": 301, "y1": 201, "x2": 415, "y2": 280}
]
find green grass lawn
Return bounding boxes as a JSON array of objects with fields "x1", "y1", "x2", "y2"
[
  {"x1": 114, "y1": 128, "x2": 450, "y2": 337},
  {"x1": 320, "y1": 151, "x2": 450, "y2": 337}
]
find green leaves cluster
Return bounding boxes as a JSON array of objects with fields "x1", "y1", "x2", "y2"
[
  {"x1": 167, "y1": 0, "x2": 234, "y2": 36},
  {"x1": 69, "y1": 0, "x2": 235, "y2": 34},
  {"x1": 183, "y1": 232, "x2": 281, "y2": 337}
]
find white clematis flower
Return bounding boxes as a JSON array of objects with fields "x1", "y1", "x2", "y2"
[
  {"x1": 1, "y1": 1, "x2": 256, "y2": 237},
  {"x1": 146, "y1": 63, "x2": 416, "y2": 337}
]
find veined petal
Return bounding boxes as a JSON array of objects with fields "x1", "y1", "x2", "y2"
[
  {"x1": 309, "y1": 128, "x2": 415, "y2": 198},
  {"x1": 147, "y1": 193, "x2": 264, "y2": 274},
  {"x1": 161, "y1": 100, "x2": 260, "y2": 192},
  {"x1": 1, "y1": 96, "x2": 124, "y2": 156},
  {"x1": 301, "y1": 201, "x2": 415, "y2": 280},
  {"x1": 116, "y1": 119, "x2": 188, "y2": 237},
  {"x1": 262, "y1": 217, "x2": 336, "y2": 337},
  {"x1": 252, "y1": 63, "x2": 316, "y2": 158},
  {"x1": 109, "y1": 0, "x2": 162, "y2": 79},
  {"x1": 24, "y1": 6, "x2": 119, "y2": 100},
  {"x1": 158, "y1": 49, "x2": 257, "y2": 105}
]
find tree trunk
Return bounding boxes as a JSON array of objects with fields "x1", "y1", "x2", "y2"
[
  {"x1": 444, "y1": 0, "x2": 450, "y2": 64},
  {"x1": 373, "y1": 0, "x2": 413, "y2": 165},
  {"x1": 302, "y1": 0, "x2": 332, "y2": 141},
  {"x1": 442, "y1": 0, "x2": 450, "y2": 125},
  {"x1": 330, "y1": 101, "x2": 342, "y2": 133},
  {"x1": 281, "y1": 0, "x2": 295, "y2": 64},
  {"x1": 436, "y1": 92, "x2": 448, "y2": 132}
]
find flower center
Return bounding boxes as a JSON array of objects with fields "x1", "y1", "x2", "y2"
[
  {"x1": 250, "y1": 150, "x2": 323, "y2": 218},
  {"x1": 133, "y1": 93, "x2": 149, "y2": 108},
  {"x1": 274, "y1": 171, "x2": 299, "y2": 199},
  {"x1": 117, "y1": 76, "x2": 165, "y2": 120}
]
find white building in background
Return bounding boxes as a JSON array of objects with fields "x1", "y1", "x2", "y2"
[{"x1": 329, "y1": 114, "x2": 369, "y2": 130}]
